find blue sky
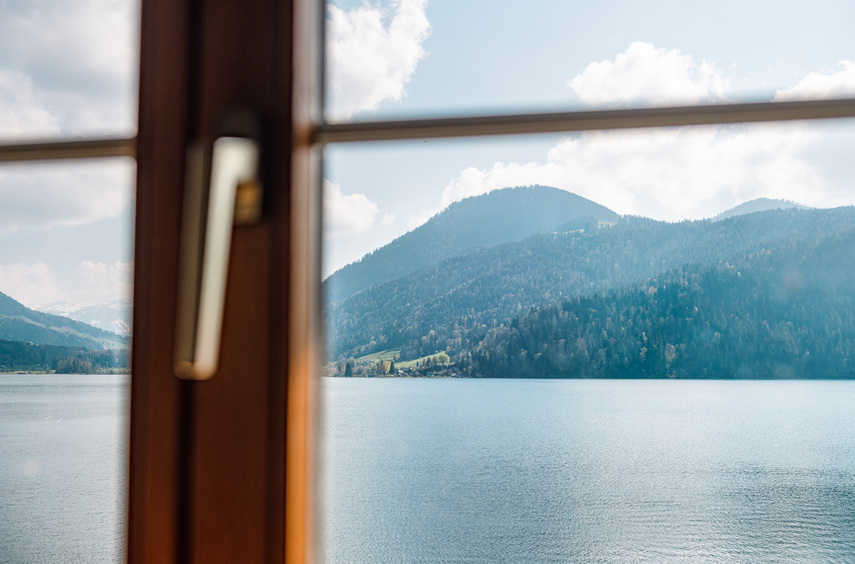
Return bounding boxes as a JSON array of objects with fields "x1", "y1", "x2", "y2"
[{"x1": 0, "y1": 0, "x2": 854, "y2": 305}]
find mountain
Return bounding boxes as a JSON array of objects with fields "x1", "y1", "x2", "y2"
[
  {"x1": 713, "y1": 198, "x2": 805, "y2": 221},
  {"x1": 0, "y1": 291, "x2": 128, "y2": 350},
  {"x1": 324, "y1": 186, "x2": 620, "y2": 304},
  {"x1": 38, "y1": 299, "x2": 132, "y2": 336},
  {"x1": 465, "y1": 227, "x2": 855, "y2": 379},
  {"x1": 326, "y1": 201, "x2": 855, "y2": 379},
  {"x1": 327, "y1": 207, "x2": 855, "y2": 361}
]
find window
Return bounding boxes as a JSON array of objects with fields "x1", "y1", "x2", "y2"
[{"x1": 6, "y1": 0, "x2": 853, "y2": 562}]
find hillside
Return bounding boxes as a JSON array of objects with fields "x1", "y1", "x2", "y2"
[
  {"x1": 324, "y1": 186, "x2": 620, "y2": 304},
  {"x1": 464, "y1": 227, "x2": 855, "y2": 379},
  {"x1": 713, "y1": 198, "x2": 805, "y2": 221},
  {"x1": 0, "y1": 291, "x2": 129, "y2": 350},
  {"x1": 327, "y1": 207, "x2": 855, "y2": 363},
  {"x1": 0, "y1": 339, "x2": 129, "y2": 373}
]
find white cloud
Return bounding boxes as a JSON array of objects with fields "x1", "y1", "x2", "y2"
[
  {"x1": 0, "y1": 159, "x2": 134, "y2": 235},
  {"x1": 0, "y1": 69, "x2": 61, "y2": 139},
  {"x1": 327, "y1": 0, "x2": 431, "y2": 120},
  {"x1": 75, "y1": 260, "x2": 133, "y2": 305},
  {"x1": 774, "y1": 61, "x2": 855, "y2": 101},
  {"x1": 441, "y1": 45, "x2": 850, "y2": 221},
  {"x1": 441, "y1": 163, "x2": 556, "y2": 209},
  {"x1": 442, "y1": 124, "x2": 828, "y2": 222},
  {"x1": 568, "y1": 41, "x2": 729, "y2": 107},
  {"x1": 324, "y1": 180, "x2": 381, "y2": 237},
  {"x1": 0, "y1": 3, "x2": 137, "y2": 251},
  {"x1": 0, "y1": 261, "x2": 132, "y2": 308},
  {"x1": 0, "y1": 0, "x2": 138, "y2": 136},
  {"x1": 0, "y1": 263, "x2": 58, "y2": 307}
]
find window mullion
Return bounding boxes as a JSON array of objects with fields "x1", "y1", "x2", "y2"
[
  {"x1": 0, "y1": 137, "x2": 137, "y2": 163},
  {"x1": 315, "y1": 97, "x2": 855, "y2": 145}
]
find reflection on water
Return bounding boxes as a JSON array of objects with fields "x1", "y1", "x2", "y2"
[
  {"x1": 0, "y1": 374, "x2": 129, "y2": 564},
  {"x1": 321, "y1": 379, "x2": 855, "y2": 563}
]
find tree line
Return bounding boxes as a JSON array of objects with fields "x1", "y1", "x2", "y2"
[{"x1": 0, "y1": 339, "x2": 129, "y2": 373}]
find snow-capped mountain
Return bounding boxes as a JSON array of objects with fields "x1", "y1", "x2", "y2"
[{"x1": 38, "y1": 299, "x2": 132, "y2": 336}]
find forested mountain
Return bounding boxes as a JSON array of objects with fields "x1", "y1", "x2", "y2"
[
  {"x1": 0, "y1": 291, "x2": 128, "y2": 350},
  {"x1": 326, "y1": 194, "x2": 855, "y2": 378},
  {"x1": 327, "y1": 207, "x2": 855, "y2": 362},
  {"x1": 465, "y1": 227, "x2": 855, "y2": 379},
  {"x1": 324, "y1": 186, "x2": 619, "y2": 304},
  {"x1": 713, "y1": 198, "x2": 805, "y2": 220}
]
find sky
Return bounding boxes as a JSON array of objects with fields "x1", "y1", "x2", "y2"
[
  {"x1": 0, "y1": 0, "x2": 137, "y2": 308},
  {"x1": 0, "y1": 0, "x2": 854, "y2": 306},
  {"x1": 323, "y1": 0, "x2": 855, "y2": 275}
]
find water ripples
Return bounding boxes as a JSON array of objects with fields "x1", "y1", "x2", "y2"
[{"x1": 321, "y1": 379, "x2": 855, "y2": 563}]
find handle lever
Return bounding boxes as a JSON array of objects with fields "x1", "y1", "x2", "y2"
[{"x1": 175, "y1": 135, "x2": 261, "y2": 380}]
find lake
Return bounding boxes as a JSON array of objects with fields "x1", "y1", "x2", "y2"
[
  {"x1": 2, "y1": 376, "x2": 855, "y2": 563},
  {"x1": 0, "y1": 374, "x2": 128, "y2": 564},
  {"x1": 321, "y1": 378, "x2": 855, "y2": 563}
]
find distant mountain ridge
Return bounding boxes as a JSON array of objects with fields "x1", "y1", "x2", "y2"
[
  {"x1": 324, "y1": 186, "x2": 620, "y2": 304},
  {"x1": 0, "y1": 291, "x2": 128, "y2": 350},
  {"x1": 713, "y1": 198, "x2": 806, "y2": 221},
  {"x1": 327, "y1": 207, "x2": 855, "y2": 361},
  {"x1": 38, "y1": 299, "x2": 132, "y2": 336}
]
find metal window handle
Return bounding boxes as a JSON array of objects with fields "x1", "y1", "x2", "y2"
[{"x1": 175, "y1": 135, "x2": 261, "y2": 380}]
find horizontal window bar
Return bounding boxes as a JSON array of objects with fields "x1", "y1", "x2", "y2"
[
  {"x1": 0, "y1": 137, "x2": 136, "y2": 163},
  {"x1": 4, "y1": 99, "x2": 853, "y2": 159},
  {"x1": 314, "y1": 98, "x2": 855, "y2": 145}
]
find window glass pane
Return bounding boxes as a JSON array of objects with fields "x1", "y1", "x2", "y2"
[
  {"x1": 0, "y1": 0, "x2": 139, "y2": 141},
  {"x1": 0, "y1": 159, "x2": 134, "y2": 562},
  {"x1": 321, "y1": 120, "x2": 855, "y2": 561},
  {"x1": 324, "y1": 0, "x2": 855, "y2": 122}
]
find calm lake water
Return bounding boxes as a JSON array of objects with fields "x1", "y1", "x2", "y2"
[
  {"x1": 0, "y1": 374, "x2": 128, "y2": 564},
  {"x1": 3, "y1": 376, "x2": 855, "y2": 563},
  {"x1": 321, "y1": 378, "x2": 855, "y2": 563}
]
